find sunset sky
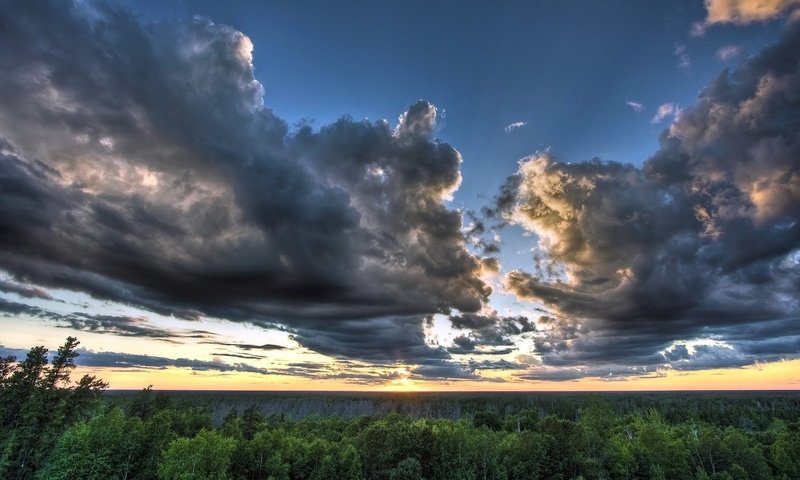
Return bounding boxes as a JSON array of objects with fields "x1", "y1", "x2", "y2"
[{"x1": 1, "y1": 0, "x2": 799, "y2": 391}]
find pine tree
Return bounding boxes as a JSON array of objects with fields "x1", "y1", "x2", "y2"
[{"x1": 0, "y1": 337, "x2": 107, "y2": 479}]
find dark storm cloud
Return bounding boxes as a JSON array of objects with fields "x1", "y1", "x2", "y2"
[
  {"x1": 448, "y1": 335, "x2": 516, "y2": 356},
  {"x1": 0, "y1": 298, "x2": 46, "y2": 317},
  {"x1": 447, "y1": 312, "x2": 535, "y2": 353},
  {"x1": 74, "y1": 349, "x2": 271, "y2": 375},
  {"x1": 410, "y1": 364, "x2": 479, "y2": 380},
  {"x1": 496, "y1": 23, "x2": 800, "y2": 378},
  {"x1": 200, "y1": 341, "x2": 286, "y2": 351},
  {"x1": 661, "y1": 343, "x2": 754, "y2": 371},
  {"x1": 515, "y1": 364, "x2": 657, "y2": 382},
  {"x1": 242, "y1": 360, "x2": 410, "y2": 386},
  {"x1": 289, "y1": 316, "x2": 478, "y2": 379},
  {"x1": 213, "y1": 352, "x2": 266, "y2": 360},
  {"x1": 0, "y1": 279, "x2": 52, "y2": 300},
  {"x1": 58, "y1": 313, "x2": 216, "y2": 341},
  {"x1": 0, "y1": 0, "x2": 491, "y2": 377},
  {"x1": 0, "y1": 300, "x2": 215, "y2": 343},
  {"x1": 463, "y1": 211, "x2": 501, "y2": 255},
  {"x1": 468, "y1": 359, "x2": 526, "y2": 371},
  {"x1": 0, "y1": 344, "x2": 270, "y2": 375}
]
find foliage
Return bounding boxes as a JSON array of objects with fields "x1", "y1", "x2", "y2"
[
  {"x1": 158, "y1": 429, "x2": 236, "y2": 480},
  {"x1": 4, "y1": 339, "x2": 800, "y2": 479},
  {"x1": 0, "y1": 337, "x2": 107, "y2": 479}
]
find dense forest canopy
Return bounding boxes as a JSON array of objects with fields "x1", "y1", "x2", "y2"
[{"x1": 1, "y1": 339, "x2": 799, "y2": 479}]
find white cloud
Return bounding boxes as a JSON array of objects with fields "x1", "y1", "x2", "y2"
[
  {"x1": 626, "y1": 101, "x2": 644, "y2": 113},
  {"x1": 716, "y1": 45, "x2": 743, "y2": 61},
  {"x1": 504, "y1": 121, "x2": 527, "y2": 133},
  {"x1": 651, "y1": 103, "x2": 681, "y2": 124}
]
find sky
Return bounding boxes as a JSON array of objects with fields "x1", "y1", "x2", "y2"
[{"x1": 0, "y1": 0, "x2": 799, "y2": 391}]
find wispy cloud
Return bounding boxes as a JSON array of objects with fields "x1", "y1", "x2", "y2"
[
  {"x1": 691, "y1": 22, "x2": 708, "y2": 37},
  {"x1": 200, "y1": 341, "x2": 286, "y2": 351},
  {"x1": 674, "y1": 43, "x2": 691, "y2": 70},
  {"x1": 716, "y1": 45, "x2": 743, "y2": 61},
  {"x1": 0, "y1": 344, "x2": 272, "y2": 375},
  {"x1": 504, "y1": 121, "x2": 527, "y2": 133},
  {"x1": 0, "y1": 278, "x2": 52, "y2": 300},
  {"x1": 0, "y1": 300, "x2": 215, "y2": 344},
  {"x1": 651, "y1": 103, "x2": 681, "y2": 124},
  {"x1": 626, "y1": 101, "x2": 644, "y2": 113}
]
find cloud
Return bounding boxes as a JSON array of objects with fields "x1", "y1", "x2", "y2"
[
  {"x1": 0, "y1": 298, "x2": 45, "y2": 317},
  {"x1": 447, "y1": 312, "x2": 535, "y2": 353},
  {"x1": 0, "y1": 344, "x2": 271, "y2": 375},
  {"x1": 213, "y1": 352, "x2": 266, "y2": 360},
  {"x1": 494, "y1": 23, "x2": 800, "y2": 378},
  {"x1": 468, "y1": 359, "x2": 526, "y2": 371},
  {"x1": 75, "y1": 349, "x2": 272, "y2": 375},
  {"x1": 0, "y1": 300, "x2": 216, "y2": 343},
  {"x1": 447, "y1": 335, "x2": 516, "y2": 356},
  {"x1": 200, "y1": 341, "x2": 286, "y2": 351},
  {"x1": 708, "y1": 0, "x2": 800, "y2": 25},
  {"x1": 0, "y1": 0, "x2": 491, "y2": 378},
  {"x1": 516, "y1": 364, "x2": 657, "y2": 382},
  {"x1": 286, "y1": 316, "x2": 478, "y2": 379},
  {"x1": 626, "y1": 101, "x2": 644, "y2": 113},
  {"x1": 0, "y1": 278, "x2": 52, "y2": 300},
  {"x1": 410, "y1": 364, "x2": 478, "y2": 380},
  {"x1": 716, "y1": 45, "x2": 743, "y2": 61},
  {"x1": 674, "y1": 43, "x2": 691, "y2": 70},
  {"x1": 57, "y1": 313, "x2": 216, "y2": 341},
  {"x1": 651, "y1": 103, "x2": 681, "y2": 123},
  {"x1": 504, "y1": 122, "x2": 527, "y2": 133},
  {"x1": 693, "y1": 0, "x2": 800, "y2": 35}
]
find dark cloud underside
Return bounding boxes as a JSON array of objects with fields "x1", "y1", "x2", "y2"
[
  {"x1": 0, "y1": 0, "x2": 490, "y2": 377},
  {"x1": 495, "y1": 23, "x2": 800, "y2": 378},
  {"x1": 1, "y1": 0, "x2": 799, "y2": 382}
]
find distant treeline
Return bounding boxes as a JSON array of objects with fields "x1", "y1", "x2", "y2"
[
  {"x1": 2, "y1": 339, "x2": 799, "y2": 479},
  {"x1": 109, "y1": 389, "x2": 800, "y2": 427}
]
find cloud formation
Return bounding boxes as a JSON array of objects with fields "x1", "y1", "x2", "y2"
[
  {"x1": 716, "y1": 45, "x2": 743, "y2": 61},
  {"x1": 0, "y1": 0, "x2": 491, "y2": 377},
  {"x1": 674, "y1": 43, "x2": 692, "y2": 70},
  {"x1": 705, "y1": 0, "x2": 800, "y2": 24},
  {"x1": 504, "y1": 122, "x2": 527, "y2": 133},
  {"x1": 448, "y1": 312, "x2": 535, "y2": 354},
  {"x1": 626, "y1": 101, "x2": 644, "y2": 113},
  {"x1": 693, "y1": 0, "x2": 800, "y2": 35},
  {"x1": 651, "y1": 103, "x2": 681, "y2": 124},
  {"x1": 0, "y1": 344, "x2": 271, "y2": 376},
  {"x1": 495, "y1": 23, "x2": 800, "y2": 379}
]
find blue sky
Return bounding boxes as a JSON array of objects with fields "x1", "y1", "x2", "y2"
[
  {"x1": 121, "y1": 0, "x2": 785, "y2": 286},
  {"x1": 124, "y1": 0, "x2": 779, "y2": 196},
  {"x1": 1, "y1": 0, "x2": 799, "y2": 389}
]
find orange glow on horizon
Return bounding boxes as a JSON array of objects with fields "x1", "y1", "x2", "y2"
[{"x1": 79, "y1": 358, "x2": 800, "y2": 392}]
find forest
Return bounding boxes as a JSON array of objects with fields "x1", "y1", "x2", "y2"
[{"x1": 1, "y1": 338, "x2": 799, "y2": 479}]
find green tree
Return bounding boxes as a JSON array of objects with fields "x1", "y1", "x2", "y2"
[
  {"x1": 389, "y1": 457, "x2": 424, "y2": 480},
  {"x1": 770, "y1": 422, "x2": 800, "y2": 479},
  {"x1": 0, "y1": 337, "x2": 107, "y2": 479},
  {"x1": 158, "y1": 429, "x2": 236, "y2": 480},
  {"x1": 241, "y1": 405, "x2": 264, "y2": 441},
  {"x1": 36, "y1": 408, "x2": 143, "y2": 480},
  {"x1": 499, "y1": 431, "x2": 547, "y2": 480},
  {"x1": 472, "y1": 410, "x2": 502, "y2": 431}
]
